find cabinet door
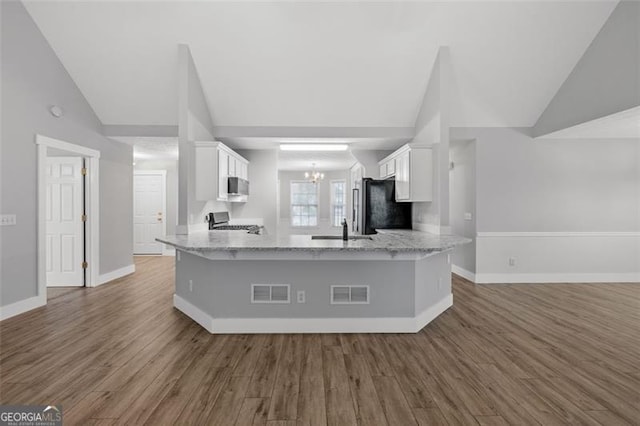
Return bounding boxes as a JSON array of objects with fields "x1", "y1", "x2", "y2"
[
  {"x1": 229, "y1": 156, "x2": 237, "y2": 178},
  {"x1": 387, "y1": 158, "x2": 395, "y2": 176},
  {"x1": 395, "y1": 152, "x2": 410, "y2": 201},
  {"x1": 379, "y1": 163, "x2": 386, "y2": 178},
  {"x1": 240, "y1": 162, "x2": 248, "y2": 180},
  {"x1": 218, "y1": 150, "x2": 229, "y2": 200}
]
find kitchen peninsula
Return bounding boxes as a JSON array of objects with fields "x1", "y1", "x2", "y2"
[{"x1": 158, "y1": 230, "x2": 469, "y2": 334}]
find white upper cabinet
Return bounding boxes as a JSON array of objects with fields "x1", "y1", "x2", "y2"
[
  {"x1": 378, "y1": 145, "x2": 432, "y2": 202},
  {"x1": 379, "y1": 158, "x2": 395, "y2": 179},
  {"x1": 217, "y1": 149, "x2": 229, "y2": 201},
  {"x1": 194, "y1": 141, "x2": 250, "y2": 202}
]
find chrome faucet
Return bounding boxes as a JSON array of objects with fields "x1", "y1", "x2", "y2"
[{"x1": 342, "y1": 218, "x2": 348, "y2": 241}]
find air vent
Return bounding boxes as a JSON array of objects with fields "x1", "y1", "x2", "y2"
[
  {"x1": 251, "y1": 284, "x2": 290, "y2": 304},
  {"x1": 331, "y1": 285, "x2": 370, "y2": 304}
]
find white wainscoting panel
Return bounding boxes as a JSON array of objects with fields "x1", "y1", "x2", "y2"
[{"x1": 475, "y1": 232, "x2": 640, "y2": 283}]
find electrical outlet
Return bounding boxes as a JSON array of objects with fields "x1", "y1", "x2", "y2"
[
  {"x1": 177, "y1": 251, "x2": 181, "y2": 261},
  {"x1": 509, "y1": 257, "x2": 516, "y2": 267},
  {"x1": 0, "y1": 214, "x2": 16, "y2": 226},
  {"x1": 464, "y1": 212, "x2": 473, "y2": 221},
  {"x1": 297, "y1": 290, "x2": 306, "y2": 304},
  {"x1": 189, "y1": 280, "x2": 193, "y2": 292}
]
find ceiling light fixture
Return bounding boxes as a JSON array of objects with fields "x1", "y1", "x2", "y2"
[
  {"x1": 305, "y1": 163, "x2": 324, "y2": 183},
  {"x1": 280, "y1": 144, "x2": 348, "y2": 152}
]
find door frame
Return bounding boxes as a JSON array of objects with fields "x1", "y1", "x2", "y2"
[
  {"x1": 37, "y1": 135, "x2": 100, "y2": 298},
  {"x1": 133, "y1": 170, "x2": 167, "y2": 255}
]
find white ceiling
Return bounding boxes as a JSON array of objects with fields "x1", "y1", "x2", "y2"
[
  {"x1": 24, "y1": 0, "x2": 616, "y2": 131},
  {"x1": 278, "y1": 150, "x2": 358, "y2": 171}
]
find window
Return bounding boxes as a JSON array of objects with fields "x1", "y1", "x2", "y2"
[
  {"x1": 331, "y1": 180, "x2": 347, "y2": 227},
  {"x1": 290, "y1": 181, "x2": 318, "y2": 227}
]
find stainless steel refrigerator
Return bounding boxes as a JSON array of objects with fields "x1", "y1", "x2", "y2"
[{"x1": 354, "y1": 178, "x2": 412, "y2": 235}]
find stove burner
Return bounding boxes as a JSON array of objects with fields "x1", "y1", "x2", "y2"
[{"x1": 212, "y1": 224, "x2": 260, "y2": 231}]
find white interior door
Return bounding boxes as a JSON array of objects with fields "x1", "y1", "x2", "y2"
[
  {"x1": 133, "y1": 171, "x2": 166, "y2": 255},
  {"x1": 46, "y1": 157, "x2": 84, "y2": 287}
]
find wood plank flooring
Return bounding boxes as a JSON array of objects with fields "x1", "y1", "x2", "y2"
[{"x1": 1, "y1": 256, "x2": 638, "y2": 425}]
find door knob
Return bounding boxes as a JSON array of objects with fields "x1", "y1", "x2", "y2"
[{"x1": 157, "y1": 218, "x2": 163, "y2": 222}]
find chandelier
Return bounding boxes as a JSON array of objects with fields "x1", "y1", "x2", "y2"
[{"x1": 304, "y1": 163, "x2": 324, "y2": 183}]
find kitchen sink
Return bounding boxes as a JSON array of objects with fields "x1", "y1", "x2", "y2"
[{"x1": 311, "y1": 235, "x2": 373, "y2": 240}]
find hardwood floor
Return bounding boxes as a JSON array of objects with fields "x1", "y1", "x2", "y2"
[{"x1": 1, "y1": 256, "x2": 638, "y2": 425}]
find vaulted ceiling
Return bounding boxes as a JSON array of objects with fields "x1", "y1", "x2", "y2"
[{"x1": 24, "y1": 0, "x2": 616, "y2": 133}]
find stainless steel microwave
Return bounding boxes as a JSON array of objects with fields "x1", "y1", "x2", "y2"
[{"x1": 228, "y1": 177, "x2": 249, "y2": 196}]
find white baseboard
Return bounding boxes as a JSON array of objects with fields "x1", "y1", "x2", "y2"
[
  {"x1": 173, "y1": 293, "x2": 453, "y2": 334},
  {"x1": 174, "y1": 294, "x2": 215, "y2": 333},
  {"x1": 452, "y1": 265, "x2": 476, "y2": 283},
  {"x1": 0, "y1": 294, "x2": 46, "y2": 321},
  {"x1": 413, "y1": 294, "x2": 453, "y2": 332},
  {"x1": 475, "y1": 272, "x2": 640, "y2": 284},
  {"x1": 97, "y1": 264, "x2": 136, "y2": 287}
]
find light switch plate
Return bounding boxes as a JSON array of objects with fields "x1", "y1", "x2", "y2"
[{"x1": 0, "y1": 214, "x2": 16, "y2": 226}]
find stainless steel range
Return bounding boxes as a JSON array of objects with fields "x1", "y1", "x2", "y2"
[{"x1": 205, "y1": 211, "x2": 261, "y2": 233}]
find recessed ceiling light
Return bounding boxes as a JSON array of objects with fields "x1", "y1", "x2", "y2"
[{"x1": 280, "y1": 144, "x2": 348, "y2": 151}]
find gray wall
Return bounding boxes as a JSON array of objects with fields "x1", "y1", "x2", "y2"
[
  {"x1": 232, "y1": 150, "x2": 279, "y2": 233},
  {"x1": 534, "y1": 1, "x2": 640, "y2": 136},
  {"x1": 452, "y1": 127, "x2": 640, "y2": 232},
  {"x1": 449, "y1": 127, "x2": 639, "y2": 280},
  {"x1": 134, "y1": 158, "x2": 178, "y2": 236},
  {"x1": 349, "y1": 150, "x2": 391, "y2": 179},
  {"x1": 176, "y1": 251, "x2": 451, "y2": 319},
  {"x1": 1, "y1": 1, "x2": 133, "y2": 306},
  {"x1": 177, "y1": 44, "x2": 228, "y2": 233},
  {"x1": 449, "y1": 140, "x2": 476, "y2": 273},
  {"x1": 412, "y1": 47, "x2": 451, "y2": 231}
]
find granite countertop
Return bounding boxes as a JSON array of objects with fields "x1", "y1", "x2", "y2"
[{"x1": 157, "y1": 229, "x2": 470, "y2": 255}]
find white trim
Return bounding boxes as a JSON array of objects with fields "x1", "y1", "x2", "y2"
[
  {"x1": 475, "y1": 272, "x2": 640, "y2": 284},
  {"x1": 477, "y1": 231, "x2": 640, "y2": 238},
  {"x1": 163, "y1": 246, "x2": 176, "y2": 256},
  {"x1": 36, "y1": 134, "x2": 100, "y2": 158},
  {"x1": 452, "y1": 265, "x2": 476, "y2": 283},
  {"x1": 0, "y1": 295, "x2": 46, "y2": 321},
  {"x1": 133, "y1": 170, "x2": 167, "y2": 255},
  {"x1": 36, "y1": 135, "x2": 100, "y2": 299},
  {"x1": 97, "y1": 264, "x2": 136, "y2": 286},
  {"x1": 173, "y1": 293, "x2": 452, "y2": 334},
  {"x1": 174, "y1": 294, "x2": 215, "y2": 333}
]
